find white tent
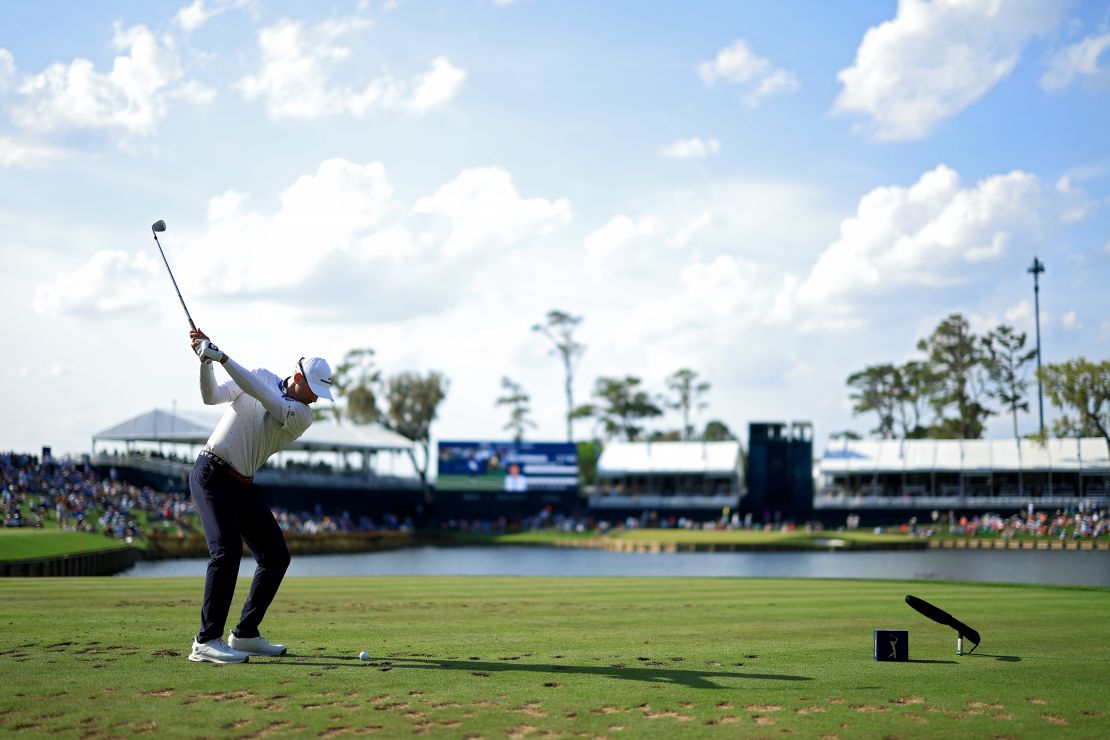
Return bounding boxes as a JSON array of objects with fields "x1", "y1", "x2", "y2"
[
  {"x1": 820, "y1": 438, "x2": 1110, "y2": 474},
  {"x1": 598, "y1": 440, "x2": 743, "y2": 477},
  {"x1": 92, "y1": 408, "x2": 414, "y2": 452}
]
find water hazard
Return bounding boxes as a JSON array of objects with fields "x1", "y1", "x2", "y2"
[{"x1": 117, "y1": 545, "x2": 1110, "y2": 587}]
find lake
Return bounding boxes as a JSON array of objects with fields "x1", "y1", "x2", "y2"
[{"x1": 117, "y1": 545, "x2": 1110, "y2": 586}]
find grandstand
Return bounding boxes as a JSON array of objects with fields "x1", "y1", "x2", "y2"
[
  {"x1": 90, "y1": 408, "x2": 424, "y2": 516},
  {"x1": 590, "y1": 440, "x2": 744, "y2": 518},
  {"x1": 91, "y1": 408, "x2": 419, "y2": 486},
  {"x1": 817, "y1": 437, "x2": 1110, "y2": 515}
]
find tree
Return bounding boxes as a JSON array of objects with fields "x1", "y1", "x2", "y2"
[
  {"x1": 702, "y1": 419, "x2": 736, "y2": 441},
  {"x1": 893, "y1": 360, "x2": 937, "y2": 438},
  {"x1": 382, "y1": 371, "x2": 449, "y2": 493},
  {"x1": 846, "y1": 363, "x2": 899, "y2": 438},
  {"x1": 1040, "y1": 358, "x2": 1110, "y2": 459},
  {"x1": 576, "y1": 440, "x2": 601, "y2": 488},
  {"x1": 665, "y1": 368, "x2": 711, "y2": 440},
  {"x1": 532, "y1": 310, "x2": 586, "y2": 442},
  {"x1": 583, "y1": 376, "x2": 662, "y2": 441},
  {"x1": 332, "y1": 347, "x2": 381, "y2": 424},
  {"x1": 982, "y1": 325, "x2": 1038, "y2": 441},
  {"x1": 829, "y1": 430, "x2": 862, "y2": 441},
  {"x1": 495, "y1": 376, "x2": 536, "y2": 443},
  {"x1": 917, "y1": 313, "x2": 991, "y2": 439}
]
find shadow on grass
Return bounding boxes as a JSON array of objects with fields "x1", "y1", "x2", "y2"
[
  {"x1": 969, "y1": 653, "x2": 1022, "y2": 662},
  {"x1": 269, "y1": 654, "x2": 812, "y2": 689}
]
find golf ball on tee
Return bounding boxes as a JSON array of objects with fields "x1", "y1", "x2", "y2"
[{"x1": 359, "y1": 651, "x2": 369, "y2": 661}]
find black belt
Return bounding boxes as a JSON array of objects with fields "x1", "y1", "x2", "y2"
[{"x1": 200, "y1": 450, "x2": 254, "y2": 484}]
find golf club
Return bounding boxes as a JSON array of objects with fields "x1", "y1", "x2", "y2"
[
  {"x1": 905, "y1": 594, "x2": 981, "y2": 655},
  {"x1": 151, "y1": 219, "x2": 197, "y2": 331}
]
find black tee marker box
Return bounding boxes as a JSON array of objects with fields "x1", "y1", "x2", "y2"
[{"x1": 873, "y1": 629, "x2": 909, "y2": 662}]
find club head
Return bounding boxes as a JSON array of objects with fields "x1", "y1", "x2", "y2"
[{"x1": 151, "y1": 220, "x2": 167, "y2": 233}]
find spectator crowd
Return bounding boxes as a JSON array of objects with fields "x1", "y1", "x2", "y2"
[
  {"x1": 4, "y1": 451, "x2": 1103, "y2": 542},
  {"x1": 2, "y1": 452, "x2": 193, "y2": 541},
  {"x1": 902, "y1": 508, "x2": 1106, "y2": 540}
]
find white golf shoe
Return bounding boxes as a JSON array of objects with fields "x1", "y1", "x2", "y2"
[
  {"x1": 228, "y1": 633, "x2": 287, "y2": 656},
  {"x1": 188, "y1": 638, "x2": 249, "y2": 664}
]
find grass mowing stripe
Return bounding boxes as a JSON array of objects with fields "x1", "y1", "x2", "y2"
[{"x1": 1, "y1": 577, "x2": 1106, "y2": 737}]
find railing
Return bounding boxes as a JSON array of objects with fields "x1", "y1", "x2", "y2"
[
  {"x1": 588, "y1": 494, "x2": 740, "y2": 510},
  {"x1": 92, "y1": 453, "x2": 422, "y2": 490},
  {"x1": 815, "y1": 494, "x2": 1109, "y2": 509}
]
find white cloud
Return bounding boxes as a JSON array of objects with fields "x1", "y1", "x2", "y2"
[
  {"x1": 174, "y1": 0, "x2": 253, "y2": 32},
  {"x1": 1004, "y1": 300, "x2": 1032, "y2": 325},
  {"x1": 171, "y1": 79, "x2": 218, "y2": 105},
  {"x1": 34, "y1": 250, "x2": 163, "y2": 318},
  {"x1": 175, "y1": 0, "x2": 215, "y2": 31},
  {"x1": 1042, "y1": 32, "x2": 1110, "y2": 90},
  {"x1": 584, "y1": 214, "x2": 659, "y2": 260},
  {"x1": 17, "y1": 361, "x2": 71, "y2": 378},
  {"x1": 616, "y1": 254, "x2": 769, "y2": 345},
  {"x1": 238, "y1": 18, "x2": 465, "y2": 119},
  {"x1": 35, "y1": 160, "x2": 570, "y2": 318},
  {"x1": 1061, "y1": 310, "x2": 1080, "y2": 330},
  {"x1": 788, "y1": 164, "x2": 1084, "y2": 324},
  {"x1": 404, "y1": 56, "x2": 467, "y2": 113},
  {"x1": 669, "y1": 212, "x2": 712, "y2": 247},
  {"x1": 659, "y1": 137, "x2": 720, "y2": 160},
  {"x1": 0, "y1": 48, "x2": 13, "y2": 93},
  {"x1": 698, "y1": 39, "x2": 798, "y2": 107},
  {"x1": 413, "y1": 167, "x2": 571, "y2": 257},
  {"x1": 10, "y1": 24, "x2": 207, "y2": 137},
  {"x1": 0, "y1": 137, "x2": 73, "y2": 168},
  {"x1": 834, "y1": 0, "x2": 1066, "y2": 141}
]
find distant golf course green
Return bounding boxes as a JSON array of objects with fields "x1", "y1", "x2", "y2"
[
  {"x1": 0, "y1": 529, "x2": 131, "y2": 561},
  {"x1": 607, "y1": 528, "x2": 912, "y2": 547},
  {"x1": 1, "y1": 577, "x2": 1106, "y2": 737}
]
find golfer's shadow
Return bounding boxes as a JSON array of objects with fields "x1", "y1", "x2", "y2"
[{"x1": 276, "y1": 655, "x2": 812, "y2": 690}]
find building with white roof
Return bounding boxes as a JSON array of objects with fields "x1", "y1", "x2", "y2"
[
  {"x1": 590, "y1": 440, "x2": 744, "y2": 514},
  {"x1": 90, "y1": 407, "x2": 420, "y2": 490},
  {"x1": 818, "y1": 437, "x2": 1110, "y2": 511}
]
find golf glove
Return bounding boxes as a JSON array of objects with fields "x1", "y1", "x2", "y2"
[{"x1": 195, "y1": 339, "x2": 225, "y2": 364}]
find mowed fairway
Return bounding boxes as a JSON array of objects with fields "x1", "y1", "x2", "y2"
[{"x1": 1, "y1": 577, "x2": 1108, "y2": 738}]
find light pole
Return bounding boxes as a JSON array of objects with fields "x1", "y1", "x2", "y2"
[{"x1": 1027, "y1": 257, "x2": 1045, "y2": 436}]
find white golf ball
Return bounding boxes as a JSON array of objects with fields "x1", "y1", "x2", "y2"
[{"x1": 358, "y1": 651, "x2": 369, "y2": 661}]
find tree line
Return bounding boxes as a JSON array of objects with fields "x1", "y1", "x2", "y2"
[
  {"x1": 324, "y1": 309, "x2": 736, "y2": 490},
  {"x1": 324, "y1": 309, "x2": 1109, "y2": 485},
  {"x1": 843, "y1": 312, "x2": 1110, "y2": 457}
]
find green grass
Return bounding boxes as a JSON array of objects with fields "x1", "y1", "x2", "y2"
[
  {"x1": 444, "y1": 530, "x2": 600, "y2": 546},
  {"x1": 609, "y1": 528, "x2": 912, "y2": 547},
  {"x1": 1, "y1": 577, "x2": 1107, "y2": 737},
  {"x1": 0, "y1": 529, "x2": 130, "y2": 561}
]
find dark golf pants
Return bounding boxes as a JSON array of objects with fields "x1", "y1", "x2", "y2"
[{"x1": 190, "y1": 454, "x2": 290, "y2": 644}]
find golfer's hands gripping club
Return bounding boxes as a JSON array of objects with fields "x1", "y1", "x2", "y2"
[{"x1": 190, "y1": 328, "x2": 227, "y2": 364}]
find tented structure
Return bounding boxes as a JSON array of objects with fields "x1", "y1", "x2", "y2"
[
  {"x1": 91, "y1": 407, "x2": 419, "y2": 485},
  {"x1": 592, "y1": 440, "x2": 744, "y2": 512},
  {"x1": 818, "y1": 437, "x2": 1110, "y2": 508}
]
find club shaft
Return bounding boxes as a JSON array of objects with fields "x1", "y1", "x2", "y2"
[{"x1": 152, "y1": 233, "x2": 197, "y2": 331}]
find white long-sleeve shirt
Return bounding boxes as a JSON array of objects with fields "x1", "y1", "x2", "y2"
[{"x1": 199, "y1": 358, "x2": 313, "y2": 477}]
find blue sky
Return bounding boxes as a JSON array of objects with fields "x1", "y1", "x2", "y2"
[{"x1": 1, "y1": 0, "x2": 1108, "y2": 455}]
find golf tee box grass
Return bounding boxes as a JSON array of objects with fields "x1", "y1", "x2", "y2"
[{"x1": 1, "y1": 578, "x2": 1107, "y2": 738}]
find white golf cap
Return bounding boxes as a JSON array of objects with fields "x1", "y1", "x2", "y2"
[{"x1": 297, "y1": 357, "x2": 334, "y2": 401}]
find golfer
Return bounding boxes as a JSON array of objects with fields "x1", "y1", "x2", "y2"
[{"x1": 186, "y1": 328, "x2": 333, "y2": 664}]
